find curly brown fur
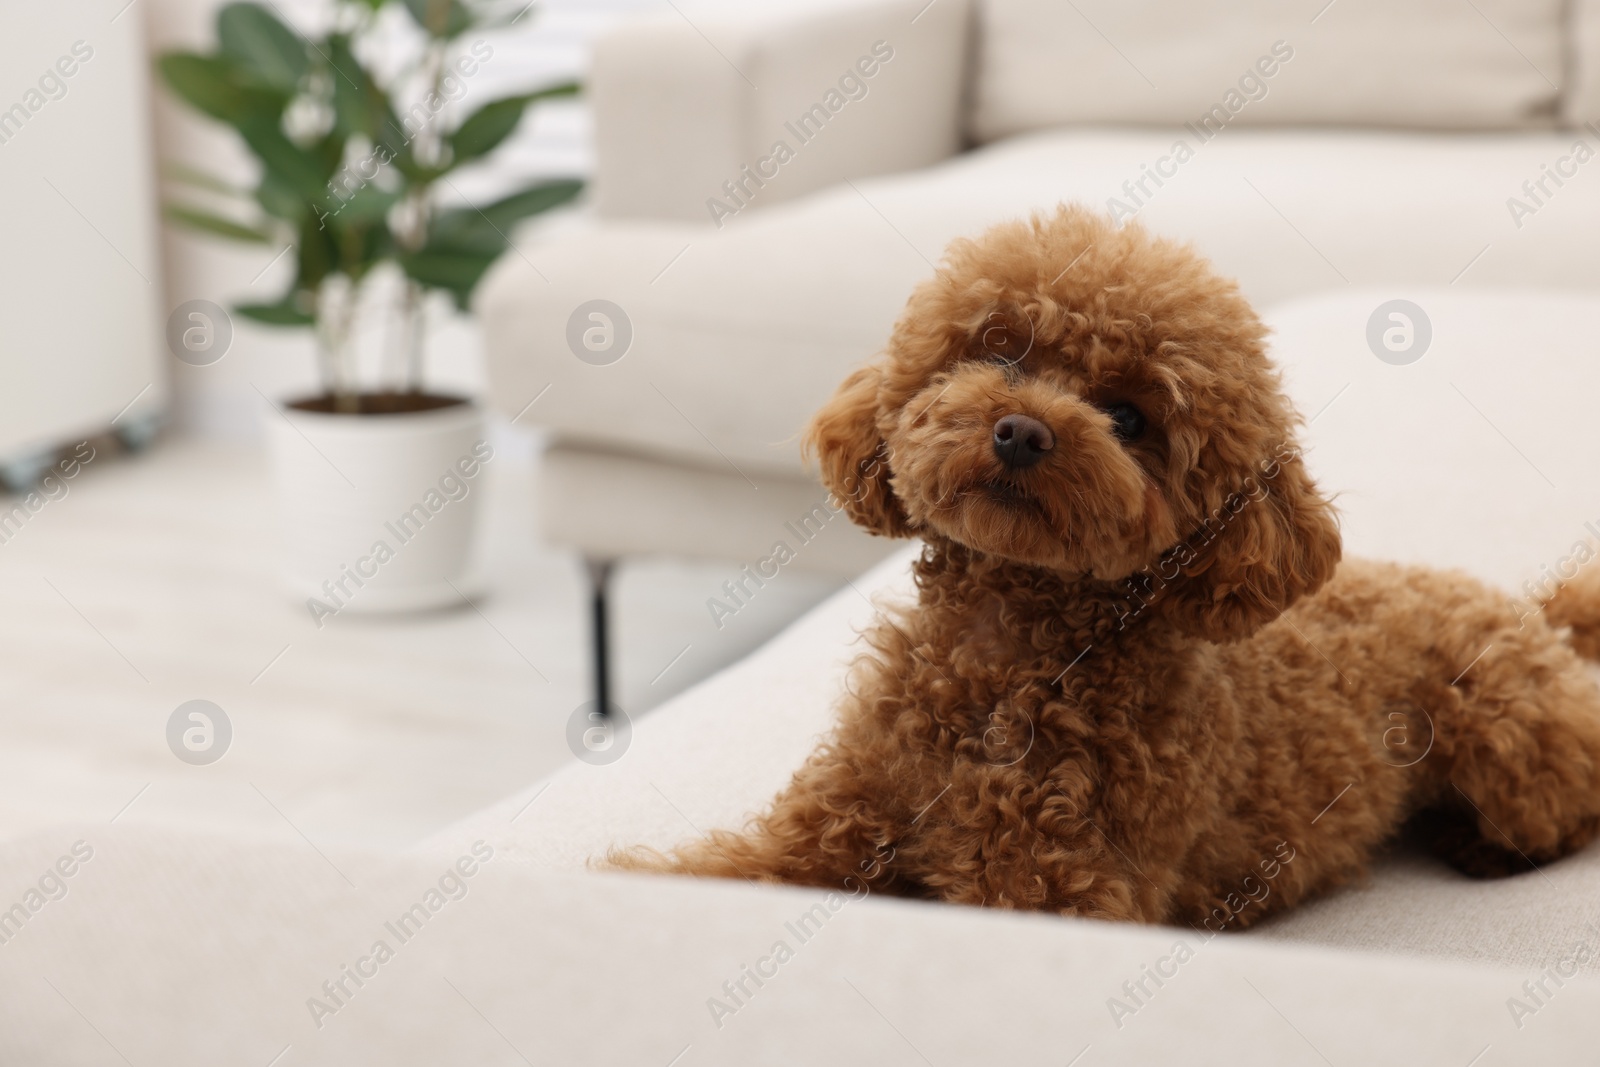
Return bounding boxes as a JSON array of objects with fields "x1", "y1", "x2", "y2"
[{"x1": 610, "y1": 206, "x2": 1600, "y2": 929}]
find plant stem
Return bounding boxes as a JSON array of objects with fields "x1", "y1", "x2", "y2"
[
  {"x1": 318, "y1": 275, "x2": 360, "y2": 413},
  {"x1": 393, "y1": 34, "x2": 450, "y2": 395},
  {"x1": 402, "y1": 278, "x2": 425, "y2": 394}
]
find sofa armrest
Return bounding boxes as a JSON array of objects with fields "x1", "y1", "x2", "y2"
[{"x1": 591, "y1": 0, "x2": 970, "y2": 224}]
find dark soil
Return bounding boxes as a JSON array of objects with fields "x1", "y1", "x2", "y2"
[{"x1": 288, "y1": 393, "x2": 470, "y2": 416}]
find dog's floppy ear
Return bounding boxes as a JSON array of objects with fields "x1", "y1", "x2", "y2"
[
  {"x1": 804, "y1": 363, "x2": 911, "y2": 537},
  {"x1": 1155, "y1": 447, "x2": 1341, "y2": 642}
]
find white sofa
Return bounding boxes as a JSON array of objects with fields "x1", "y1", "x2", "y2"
[{"x1": 480, "y1": 0, "x2": 1600, "y2": 699}]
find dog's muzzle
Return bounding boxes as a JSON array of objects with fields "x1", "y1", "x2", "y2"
[{"x1": 992, "y1": 414, "x2": 1055, "y2": 470}]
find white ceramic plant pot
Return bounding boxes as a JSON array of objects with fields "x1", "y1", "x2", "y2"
[{"x1": 266, "y1": 398, "x2": 489, "y2": 618}]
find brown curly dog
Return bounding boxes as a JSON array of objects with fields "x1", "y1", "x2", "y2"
[{"x1": 613, "y1": 205, "x2": 1600, "y2": 930}]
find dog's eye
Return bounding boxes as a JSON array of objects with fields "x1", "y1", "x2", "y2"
[{"x1": 1105, "y1": 403, "x2": 1146, "y2": 442}]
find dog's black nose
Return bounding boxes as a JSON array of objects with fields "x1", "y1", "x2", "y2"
[{"x1": 992, "y1": 414, "x2": 1054, "y2": 469}]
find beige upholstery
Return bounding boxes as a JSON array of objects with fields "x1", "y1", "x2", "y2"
[
  {"x1": 538, "y1": 442, "x2": 890, "y2": 575},
  {"x1": 3, "y1": 823, "x2": 1595, "y2": 1064},
  {"x1": 591, "y1": 0, "x2": 970, "y2": 223},
  {"x1": 971, "y1": 0, "x2": 1566, "y2": 142},
  {"x1": 1572, "y1": 0, "x2": 1600, "y2": 124}
]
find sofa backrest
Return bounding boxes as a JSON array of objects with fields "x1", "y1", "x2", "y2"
[
  {"x1": 970, "y1": 0, "x2": 1568, "y2": 143},
  {"x1": 1575, "y1": 0, "x2": 1600, "y2": 125}
]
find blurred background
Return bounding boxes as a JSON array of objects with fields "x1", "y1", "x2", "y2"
[{"x1": 0, "y1": 0, "x2": 856, "y2": 852}]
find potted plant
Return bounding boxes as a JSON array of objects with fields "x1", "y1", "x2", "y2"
[{"x1": 159, "y1": 0, "x2": 580, "y2": 615}]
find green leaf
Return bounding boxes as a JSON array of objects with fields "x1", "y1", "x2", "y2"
[
  {"x1": 425, "y1": 180, "x2": 584, "y2": 261},
  {"x1": 446, "y1": 97, "x2": 525, "y2": 165},
  {"x1": 157, "y1": 52, "x2": 286, "y2": 124},
  {"x1": 471, "y1": 0, "x2": 544, "y2": 31},
  {"x1": 467, "y1": 178, "x2": 584, "y2": 234},
  {"x1": 398, "y1": 247, "x2": 498, "y2": 309},
  {"x1": 402, "y1": 179, "x2": 583, "y2": 307},
  {"x1": 217, "y1": 3, "x2": 307, "y2": 93},
  {"x1": 319, "y1": 196, "x2": 397, "y2": 278},
  {"x1": 526, "y1": 80, "x2": 582, "y2": 103},
  {"x1": 235, "y1": 294, "x2": 315, "y2": 326},
  {"x1": 327, "y1": 34, "x2": 369, "y2": 134},
  {"x1": 325, "y1": 34, "x2": 413, "y2": 171},
  {"x1": 237, "y1": 111, "x2": 334, "y2": 202},
  {"x1": 164, "y1": 204, "x2": 274, "y2": 244},
  {"x1": 349, "y1": 220, "x2": 397, "y2": 272},
  {"x1": 400, "y1": 0, "x2": 473, "y2": 39},
  {"x1": 435, "y1": 181, "x2": 579, "y2": 247},
  {"x1": 163, "y1": 161, "x2": 251, "y2": 198},
  {"x1": 296, "y1": 211, "x2": 340, "y2": 289},
  {"x1": 310, "y1": 129, "x2": 348, "y2": 179},
  {"x1": 325, "y1": 183, "x2": 400, "y2": 226},
  {"x1": 447, "y1": 83, "x2": 578, "y2": 166},
  {"x1": 256, "y1": 169, "x2": 307, "y2": 222}
]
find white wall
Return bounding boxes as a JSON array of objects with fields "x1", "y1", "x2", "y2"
[{"x1": 142, "y1": 0, "x2": 651, "y2": 439}]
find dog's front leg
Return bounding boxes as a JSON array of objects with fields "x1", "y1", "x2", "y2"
[
  {"x1": 912, "y1": 842, "x2": 1165, "y2": 920},
  {"x1": 904, "y1": 788, "x2": 1173, "y2": 922}
]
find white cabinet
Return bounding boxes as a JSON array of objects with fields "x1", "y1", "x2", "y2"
[{"x1": 0, "y1": 1, "x2": 165, "y2": 477}]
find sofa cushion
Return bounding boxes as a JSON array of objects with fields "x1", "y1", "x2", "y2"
[
  {"x1": 971, "y1": 0, "x2": 1565, "y2": 142},
  {"x1": 482, "y1": 129, "x2": 1600, "y2": 481},
  {"x1": 537, "y1": 442, "x2": 894, "y2": 575},
  {"x1": 4, "y1": 824, "x2": 1596, "y2": 1063},
  {"x1": 591, "y1": 0, "x2": 970, "y2": 222},
  {"x1": 1571, "y1": 0, "x2": 1600, "y2": 125}
]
